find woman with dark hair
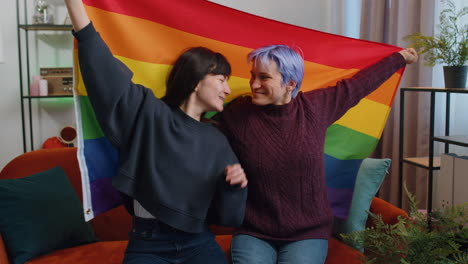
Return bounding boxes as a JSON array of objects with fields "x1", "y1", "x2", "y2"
[
  {"x1": 164, "y1": 47, "x2": 233, "y2": 108},
  {"x1": 64, "y1": 1, "x2": 248, "y2": 263}
]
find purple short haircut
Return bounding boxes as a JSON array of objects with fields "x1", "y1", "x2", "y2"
[{"x1": 247, "y1": 45, "x2": 304, "y2": 97}]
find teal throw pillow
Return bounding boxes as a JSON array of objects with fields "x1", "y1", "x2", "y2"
[
  {"x1": 333, "y1": 158, "x2": 391, "y2": 251},
  {"x1": 0, "y1": 166, "x2": 97, "y2": 264}
]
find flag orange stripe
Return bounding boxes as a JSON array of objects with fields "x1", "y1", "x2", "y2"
[
  {"x1": 86, "y1": 6, "x2": 252, "y2": 80},
  {"x1": 302, "y1": 63, "x2": 402, "y2": 106},
  {"x1": 85, "y1": 6, "x2": 401, "y2": 107}
]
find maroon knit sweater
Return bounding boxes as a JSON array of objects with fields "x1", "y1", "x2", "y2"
[{"x1": 216, "y1": 53, "x2": 406, "y2": 241}]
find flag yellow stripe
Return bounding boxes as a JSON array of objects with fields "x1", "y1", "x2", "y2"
[
  {"x1": 75, "y1": 50, "x2": 399, "y2": 121},
  {"x1": 75, "y1": 54, "x2": 251, "y2": 100},
  {"x1": 335, "y1": 98, "x2": 390, "y2": 138},
  {"x1": 76, "y1": 52, "x2": 392, "y2": 139}
]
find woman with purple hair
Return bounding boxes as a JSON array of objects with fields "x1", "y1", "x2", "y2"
[{"x1": 214, "y1": 45, "x2": 417, "y2": 263}]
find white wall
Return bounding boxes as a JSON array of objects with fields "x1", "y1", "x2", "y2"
[
  {"x1": 1, "y1": 0, "x2": 23, "y2": 170},
  {"x1": 449, "y1": 0, "x2": 468, "y2": 144},
  {"x1": 208, "y1": 0, "x2": 362, "y2": 37},
  {"x1": 432, "y1": 0, "x2": 468, "y2": 155},
  {"x1": 0, "y1": 0, "x2": 73, "y2": 170}
]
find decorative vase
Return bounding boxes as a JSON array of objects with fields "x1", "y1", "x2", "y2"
[
  {"x1": 32, "y1": 0, "x2": 54, "y2": 24},
  {"x1": 443, "y1": 65, "x2": 468, "y2": 88}
]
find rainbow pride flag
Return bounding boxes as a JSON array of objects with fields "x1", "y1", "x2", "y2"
[{"x1": 74, "y1": 0, "x2": 405, "y2": 221}]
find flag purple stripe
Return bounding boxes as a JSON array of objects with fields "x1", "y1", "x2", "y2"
[
  {"x1": 90, "y1": 177, "x2": 123, "y2": 215},
  {"x1": 327, "y1": 187, "x2": 354, "y2": 219}
]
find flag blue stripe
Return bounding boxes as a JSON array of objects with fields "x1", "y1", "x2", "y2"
[
  {"x1": 84, "y1": 137, "x2": 119, "y2": 182},
  {"x1": 324, "y1": 154, "x2": 363, "y2": 189}
]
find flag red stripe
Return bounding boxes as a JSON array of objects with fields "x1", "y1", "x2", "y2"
[{"x1": 82, "y1": 0, "x2": 402, "y2": 69}]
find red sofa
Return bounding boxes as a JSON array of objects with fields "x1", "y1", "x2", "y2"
[{"x1": 0, "y1": 148, "x2": 407, "y2": 264}]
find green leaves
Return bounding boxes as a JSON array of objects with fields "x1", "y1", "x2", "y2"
[
  {"x1": 341, "y1": 183, "x2": 468, "y2": 264},
  {"x1": 403, "y1": 0, "x2": 468, "y2": 66}
]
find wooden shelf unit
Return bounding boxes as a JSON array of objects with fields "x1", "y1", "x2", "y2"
[
  {"x1": 16, "y1": 0, "x2": 74, "y2": 152},
  {"x1": 398, "y1": 87, "x2": 468, "y2": 215}
]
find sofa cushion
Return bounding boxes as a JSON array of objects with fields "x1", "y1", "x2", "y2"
[
  {"x1": 0, "y1": 234, "x2": 8, "y2": 264},
  {"x1": 0, "y1": 166, "x2": 97, "y2": 264},
  {"x1": 214, "y1": 234, "x2": 232, "y2": 255},
  {"x1": 26, "y1": 241, "x2": 127, "y2": 264},
  {"x1": 332, "y1": 158, "x2": 390, "y2": 250}
]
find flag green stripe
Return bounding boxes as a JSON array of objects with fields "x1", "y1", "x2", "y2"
[
  {"x1": 325, "y1": 124, "x2": 379, "y2": 160},
  {"x1": 79, "y1": 96, "x2": 105, "y2": 140}
]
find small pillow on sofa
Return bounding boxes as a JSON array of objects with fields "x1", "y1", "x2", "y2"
[
  {"x1": 333, "y1": 158, "x2": 391, "y2": 250},
  {"x1": 0, "y1": 166, "x2": 96, "y2": 264}
]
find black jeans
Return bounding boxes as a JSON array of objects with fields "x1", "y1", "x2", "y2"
[{"x1": 123, "y1": 217, "x2": 227, "y2": 264}]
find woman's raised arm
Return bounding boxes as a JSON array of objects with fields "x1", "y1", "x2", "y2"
[{"x1": 64, "y1": 0, "x2": 90, "y2": 32}]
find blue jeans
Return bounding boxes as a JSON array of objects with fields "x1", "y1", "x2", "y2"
[
  {"x1": 123, "y1": 217, "x2": 227, "y2": 264},
  {"x1": 230, "y1": 234, "x2": 328, "y2": 264}
]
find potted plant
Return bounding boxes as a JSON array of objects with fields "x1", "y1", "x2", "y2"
[
  {"x1": 403, "y1": 0, "x2": 468, "y2": 88},
  {"x1": 341, "y1": 185, "x2": 468, "y2": 264}
]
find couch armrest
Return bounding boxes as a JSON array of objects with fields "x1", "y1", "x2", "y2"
[
  {"x1": 366, "y1": 197, "x2": 408, "y2": 227},
  {"x1": 0, "y1": 234, "x2": 10, "y2": 264}
]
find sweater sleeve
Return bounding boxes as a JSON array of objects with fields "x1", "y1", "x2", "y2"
[
  {"x1": 206, "y1": 145, "x2": 247, "y2": 227},
  {"x1": 73, "y1": 22, "x2": 163, "y2": 148},
  {"x1": 209, "y1": 178, "x2": 247, "y2": 227},
  {"x1": 303, "y1": 52, "x2": 406, "y2": 125}
]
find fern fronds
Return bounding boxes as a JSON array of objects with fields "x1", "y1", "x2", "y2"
[{"x1": 341, "y1": 183, "x2": 468, "y2": 264}]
